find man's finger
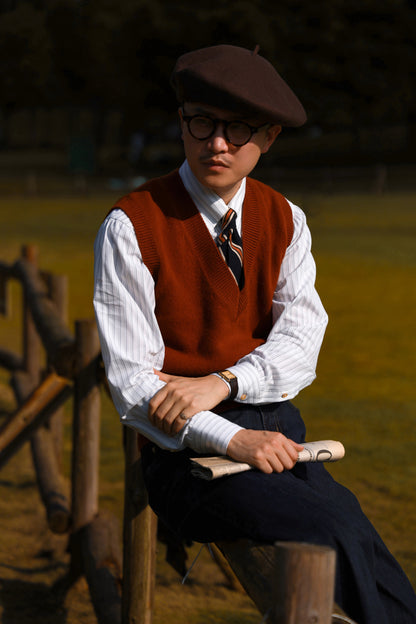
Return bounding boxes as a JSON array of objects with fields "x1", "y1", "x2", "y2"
[
  {"x1": 180, "y1": 412, "x2": 192, "y2": 420},
  {"x1": 161, "y1": 408, "x2": 186, "y2": 435},
  {"x1": 148, "y1": 388, "x2": 167, "y2": 420},
  {"x1": 155, "y1": 369, "x2": 178, "y2": 383}
]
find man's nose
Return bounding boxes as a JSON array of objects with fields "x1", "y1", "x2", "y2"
[{"x1": 207, "y1": 123, "x2": 229, "y2": 150}]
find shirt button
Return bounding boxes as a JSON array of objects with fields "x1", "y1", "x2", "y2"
[
  {"x1": 240, "y1": 394, "x2": 247, "y2": 400},
  {"x1": 281, "y1": 393, "x2": 288, "y2": 398}
]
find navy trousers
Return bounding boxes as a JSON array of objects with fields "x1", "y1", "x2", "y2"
[{"x1": 142, "y1": 401, "x2": 416, "y2": 623}]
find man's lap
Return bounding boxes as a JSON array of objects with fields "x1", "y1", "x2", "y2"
[{"x1": 141, "y1": 401, "x2": 365, "y2": 543}]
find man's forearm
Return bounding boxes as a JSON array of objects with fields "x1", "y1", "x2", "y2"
[
  {"x1": 148, "y1": 372, "x2": 230, "y2": 435},
  {"x1": 225, "y1": 203, "x2": 328, "y2": 404}
]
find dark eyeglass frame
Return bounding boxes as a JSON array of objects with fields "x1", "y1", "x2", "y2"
[{"x1": 181, "y1": 113, "x2": 269, "y2": 146}]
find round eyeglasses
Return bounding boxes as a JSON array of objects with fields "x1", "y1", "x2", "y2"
[{"x1": 182, "y1": 113, "x2": 269, "y2": 147}]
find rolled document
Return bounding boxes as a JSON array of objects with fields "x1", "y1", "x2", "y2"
[
  {"x1": 298, "y1": 440, "x2": 345, "y2": 463},
  {"x1": 190, "y1": 440, "x2": 345, "y2": 480}
]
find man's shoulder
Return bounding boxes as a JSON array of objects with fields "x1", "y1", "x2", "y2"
[
  {"x1": 246, "y1": 176, "x2": 287, "y2": 203},
  {"x1": 109, "y1": 169, "x2": 191, "y2": 228},
  {"x1": 246, "y1": 176, "x2": 293, "y2": 214},
  {"x1": 110, "y1": 167, "x2": 198, "y2": 235},
  {"x1": 115, "y1": 169, "x2": 182, "y2": 209},
  {"x1": 246, "y1": 176, "x2": 294, "y2": 243}
]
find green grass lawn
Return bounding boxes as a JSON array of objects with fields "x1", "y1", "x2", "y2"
[
  {"x1": 0, "y1": 188, "x2": 415, "y2": 622},
  {"x1": 298, "y1": 193, "x2": 416, "y2": 587}
]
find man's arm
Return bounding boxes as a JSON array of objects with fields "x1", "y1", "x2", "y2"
[
  {"x1": 93, "y1": 210, "x2": 243, "y2": 454},
  {"x1": 226, "y1": 202, "x2": 328, "y2": 404},
  {"x1": 148, "y1": 203, "x2": 327, "y2": 432},
  {"x1": 146, "y1": 370, "x2": 303, "y2": 473},
  {"x1": 148, "y1": 369, "x2": 230, "y2": 435},
  {"x1": 226, "y1": 429, "x2": 303, "y2": 473},
  {"x1": 94, "y1": 206, "x2": 315, "y2": 468}
]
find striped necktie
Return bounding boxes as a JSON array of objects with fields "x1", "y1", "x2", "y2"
[{"x1": 217, "y1": 208, "x2": 244, "y2": 289}]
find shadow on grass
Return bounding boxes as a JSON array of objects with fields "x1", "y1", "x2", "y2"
[
  {"x1": 191, "y1": 609, "x2": 259, "y2": 624},
  {"x1": 0, "y1": 479, "x2": 35, "y2": 489},
  {"x1": 0, "y1": 576, "x2": 68, "y2": 624}
]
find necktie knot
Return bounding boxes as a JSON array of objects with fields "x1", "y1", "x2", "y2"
[{"x1": 217, "y1": 208, "x2": 244, "y2": 288}]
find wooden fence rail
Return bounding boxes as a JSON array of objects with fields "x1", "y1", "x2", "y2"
[
  {"x1": 0, "y1": 244, "x2": 123, "y2": 623},
  {"x1": 0, "y1": 245, "x2": 355, "y2": 624}
]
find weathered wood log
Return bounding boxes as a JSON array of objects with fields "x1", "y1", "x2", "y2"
[
  {"x1": 0, "y1": 347, "x2": 23, "y2": 371},
  {"x1": 21, "y1": 245, "x2": 42, "y2": 382},
  {"x1": 206, "y1": 543, "x2": 243, "y2": 592},
  {"x1": 217, "y1": 540, "x2": 281, "y2": 616},
  {"x1": 31, "y1": 424, "x2": 71, "y2": 534},
  {"x1": 0, "y1": 372, "x2": 73, "y2": 468},
  {"x1": 44, "y1": 271, "x2": 68, "y2": 470},
  {"x1": 12, "y1": 255, "x2": 75, "y2": 377},
  {"x1": 272, "y1": 542, "x2": 336, "y2": 624},
  {"x1": 0, "y1": 269, "x2": 10, "y2": 316},
  {"x1": 9, "y1": 256, "x2": 71, "y2": 532},
  {"x1": 11, "y1": 369, "x2": 38, "y2": 403},
  {"x1": 81, "y1": 510, "x2": 123, "y2": 624},
  {"x1": 217, "y1": 540, "x2": 356, "y2": 624},
  {"x1": 10, "y1": 369, "x2": 71, "y2": 534},
  {"x1": 71, "y1": 319, "x2": 101, "y2": 532},
  {"x1": 122, "y1": 428, "x2": 157, "y2": 624}
]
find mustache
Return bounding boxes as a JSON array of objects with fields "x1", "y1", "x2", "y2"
[{"x1": 199, "y1": 157, "x2": 230, "y2": 167}]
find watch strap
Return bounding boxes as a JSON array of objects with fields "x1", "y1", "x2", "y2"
[{"x1": 215, "y1": 370, "x2": 238, "y2": 400}]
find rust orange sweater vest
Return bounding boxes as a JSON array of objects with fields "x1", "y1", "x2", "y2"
[{"x1": 115, "y1": 170, "x2": 293, "y2": 376}]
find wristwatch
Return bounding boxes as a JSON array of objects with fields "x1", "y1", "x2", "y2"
[{"x1": 216, "y1": 370, "x2": 238, "y2": 400}]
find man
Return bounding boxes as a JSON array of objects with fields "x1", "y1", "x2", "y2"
[{"x1": 94, "y1": 45, "x2": 416, "y2": 623}]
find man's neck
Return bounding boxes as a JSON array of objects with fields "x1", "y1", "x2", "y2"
[{"x1": 179, "y1": 160, "x2": 246, "y2": 214}]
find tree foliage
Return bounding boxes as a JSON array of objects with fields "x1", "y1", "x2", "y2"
[{"x1": 1, "y1": 0, "x2": 415, "y2": 131}]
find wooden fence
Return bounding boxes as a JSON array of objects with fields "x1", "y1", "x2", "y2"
[{"x1": 0, "y1": 245, "x2": 355, "y2": 624}]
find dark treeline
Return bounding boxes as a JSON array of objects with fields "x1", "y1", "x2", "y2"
[
  {"x1": 1, "y1": 0, "x2": 416, "y2": 170},
  {"x1": 1, "y1": 0, "x2": 415, "y2": 129}
]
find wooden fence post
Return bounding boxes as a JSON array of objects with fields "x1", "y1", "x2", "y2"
[
  {"x1": 45, "y1": 271, "x2": 69, "y2": 469},
  {"x1": 71, "y1": 319, "x2": 101, "y2": 532},
  {"x1": 70, "y1": 320, "x2": 123, "y2": 624},
  {"x1": 272, "y1": 542, "x2": 336, "y2": 624},
  {"x1": 0, "y1": 269, "x2": 10, "y2": 317},
  {"x1": 1, "y1": 250, "x2": 124, "y2": 621},
  {"x1": 12, "y1": 248, "x2": 72, "y2": 534},
  {"x1": 30, "y1": 422, "x2": 71, "y2": 534},
  {"x1": 217, "y1": 540, "x2": 351, "y2": 624},
  {"x1": 122, "y1": 428, "x2": 157, "y2": 624},
  {"x1": 21, "y1": 244, "x2": 42, "y2": 384}
]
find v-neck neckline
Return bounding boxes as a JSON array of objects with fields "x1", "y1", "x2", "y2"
[{"x1": 174, "y1": 173, "x2": 260, "y2": 313}]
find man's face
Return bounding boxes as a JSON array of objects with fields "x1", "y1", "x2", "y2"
[{"x1": 179, "y1": 102, "x2": 281, "y2": 204}]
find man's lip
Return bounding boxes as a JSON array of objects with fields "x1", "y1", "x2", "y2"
[{"x1": 201, "y1": 159, "x2": 229, "y2": 167}]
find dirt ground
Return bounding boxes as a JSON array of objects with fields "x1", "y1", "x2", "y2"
[
  {"x1": 0, "y1": 446, "x2": 97, "y2": 624},
  {"x1": 0, "y1": 418, "x2": 258, "y2": 624}
]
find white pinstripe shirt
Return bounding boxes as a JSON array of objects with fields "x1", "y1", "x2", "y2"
[{"x1": 93, "y1": 161, "x2": 328, "y2": 454}]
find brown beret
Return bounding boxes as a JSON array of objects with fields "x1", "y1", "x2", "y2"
[{"x1": 171, "y1": 44, "x2": 306, "y2": 127}]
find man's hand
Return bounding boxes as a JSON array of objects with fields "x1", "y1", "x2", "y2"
[
  {"x1": 148, "y1": 371, "x2": 230, "y2": 436},
  {"x1": 226, "y1": 429, "x2": 304, "y2": 474}
]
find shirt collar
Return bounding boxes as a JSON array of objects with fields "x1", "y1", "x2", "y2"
[{"x1": 179, "y1": 160, "x2": 246, "y2": 230}]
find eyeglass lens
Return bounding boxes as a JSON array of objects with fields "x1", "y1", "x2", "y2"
[{"x1": 187, "y1": 116, "x2": 253, "y2": 146}]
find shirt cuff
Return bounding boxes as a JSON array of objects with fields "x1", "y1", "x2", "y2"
[
  {"x1": 227, "y1": 361, "x2": 262, "y2": 402},
  {"x1": 183, "y1": 410, "x2": 243, "y2": 455}
]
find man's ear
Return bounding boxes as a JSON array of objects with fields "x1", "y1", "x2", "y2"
[{"x1": 261, "y1": 124, "x2": 282, "y2": 154}]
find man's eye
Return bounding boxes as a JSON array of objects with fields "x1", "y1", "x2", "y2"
[
  {"x1": 229, "y1": 122, "x2": 248, "y2": 133},
  {"x1": 195, "y1": 117, "x2": 212, "y2": 128}
]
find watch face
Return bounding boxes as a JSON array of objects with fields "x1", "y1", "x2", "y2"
[{"x1": 222, "y1": 371, "x2": 235, "y2": 381}]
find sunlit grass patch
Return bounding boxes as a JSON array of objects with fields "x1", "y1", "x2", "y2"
[{"x1": 0, "y1": 189, "x2": 415, "y2": 621}]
